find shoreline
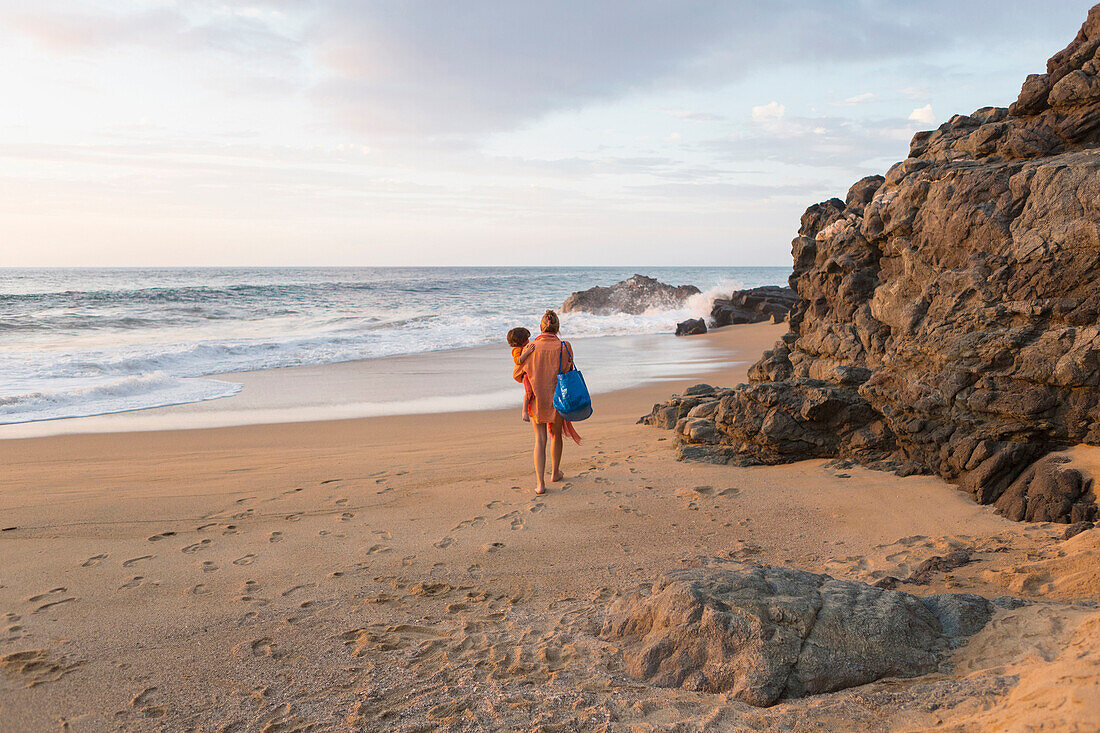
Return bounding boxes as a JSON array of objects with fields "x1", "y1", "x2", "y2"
[{"x1": 0, "y1": 325, "x2": 754, "y2": 440}]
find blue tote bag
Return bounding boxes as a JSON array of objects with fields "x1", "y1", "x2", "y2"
[{"x1": 554, "y1": 342, "x2": 592, "y2": 422}]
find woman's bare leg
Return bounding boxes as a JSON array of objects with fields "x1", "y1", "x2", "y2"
[
  {"x1": 550, "y1": 416, "x2": 564, "y2": 482},
  {"x1": 533, "y1": 421, "x2": 548, "y2": 494}
]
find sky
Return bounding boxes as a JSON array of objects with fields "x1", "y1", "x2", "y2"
[{"x1": 0, "y1": 1, "x2": 1095, "y2": 268}]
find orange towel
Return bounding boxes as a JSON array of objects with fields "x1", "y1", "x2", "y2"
[{"x1": 513, "y1": 333, "x2": 581, "y2": 444}]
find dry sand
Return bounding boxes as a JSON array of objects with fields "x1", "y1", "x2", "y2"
[{"x1": 1, "y1": 322, "x2": 1097, "y2": 731}]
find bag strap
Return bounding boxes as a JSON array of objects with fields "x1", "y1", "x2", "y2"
[{"x1": 558, "y1": 342, "x2": 573, "y2": 374}]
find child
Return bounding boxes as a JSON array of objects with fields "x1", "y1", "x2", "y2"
[{"x1": 507, "y1": 327, "x2": 534, "y2": 422}]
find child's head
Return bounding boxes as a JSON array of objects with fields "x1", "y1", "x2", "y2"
[{"x1": 507, "y1": 327, "x2": 531, "y2": 347}]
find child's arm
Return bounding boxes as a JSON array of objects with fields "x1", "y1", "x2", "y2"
[{"x1": 518, "y1": 344, "x2": 534, "y2": 364}]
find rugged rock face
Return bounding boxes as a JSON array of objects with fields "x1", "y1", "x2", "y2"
[
  {"x1": 646, "y1": 6, "x2": 1100, "y2": 523},
  {"x1": 560, "y1": 274, "x2": 699, "y2": 315},
  {"x1": 602, "y1": 564, "x2": 996, "y2": 706},
  {"x1": 710, "y1": 285, "x2": 798, "y2": 326}
]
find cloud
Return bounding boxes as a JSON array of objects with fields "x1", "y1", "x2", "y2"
[
  {"x1": 751, "y1": 101, "x2": 786, "y2": 123},
  {"x1": 659, "y1": 109, "x2": 728, "y2": 123},
  {"x1": 0, "y1": 2, "x2": 298, "y2": 61},
  {"x1": 908, "y1": 104, "x2": 936, "y2": 124},
  {"x1": 898, "y1": 86, "x2": 931, "y2": 100},
  {"x1": 706, "y1": 113, "x2": 921, "y2": 169},
  {"x1": 302, "y1": 0, "x2": 1099, "y2": 137},
  {"x1": 4, "y1": 0, "x2": 1096, "y2": 139},
  {"x1": 830, "y1": 92, "x2": 878, "y2": 106}
]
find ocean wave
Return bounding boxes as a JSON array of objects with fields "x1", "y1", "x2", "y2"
[
  {"x1": 0, "y1": 372, "x2": 242, "y2": 424},
  {"x1": 1, "y1": 267, "x2": 789, "y2": 424}
]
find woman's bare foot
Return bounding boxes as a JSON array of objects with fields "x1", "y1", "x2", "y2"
[
  {"x1": 535, "y1": 485, "x2": 546, "y2": 495},
  {"x1": 551, "y1": 471, "x2": 564, "y2": 482}
]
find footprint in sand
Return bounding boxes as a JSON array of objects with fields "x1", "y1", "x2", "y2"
[
  {"x1": 232, "y1": 554, "x2": 258, "y2": 566},
  {"x1": 334, "y1": 498, "x2": 348, "y2": 506},
  {"x1": 366, "y1": 544, "x2": 391, "y2": 555},
  {"x1": 452, "y1": 516, "x2": 486, "y2": 532},
  {"x1": 235, "y1": 497, "x2": 256, "y2": 504},
  {"x1": 123, "y1": 555, "x2": 154, "y2": 567},
  {"x1": 338, "y1": 512, "x2": 355, "y2": 522},
  {"x1": 196, "y1": 523, "x2": 217, "y2": 532},
  {"x1": 511, "y1": 517, "x2": 525, "y2": 531},
  {"x1": 130, "y1": 686, "x2": 165, "y2": 715},
  {"x1": 147, "y1": 532, "x2": 177, "y2": 542},
  {"x1": 376, "y1": 486, "x2": 394, "y2": 494},
  {"x1": 268, "y1": 532, "x2": 283, "y2": 543},
  {"x1": 321, "y1": 478, "x2": 342, "y2": 485},
  {"x1": 435, "y1": 537, "x2": 455, "y2": 549},
  {"x1": 120, "y1": 576, "x2": 145, "y2": 589},
  {"x1": 401, "y1": 556, "x2": 416, "y2": 567},
  {"x1": 285, "y1": 513, "x2": 303, "y2": 522},
  {"x1": 81, "y1": 554, "x2": 108, "y2": 567},
  {"x1": 182, "y1": 539, "x2": 213, "y2": 554},
  {"x1": 280, "y1": 583, "x2": 315, "y2": 597},
  {"x1": 187, "y1": 584, "x2": 209, "y2": 595},
  {"x1": 202, "y1": 561, "x2": 219, "y2": 573},
  {"x1": 33, "y1": 596, "x2": 77, "y2": 613},
  {"x1": 223, "y1": 525, "x2": 239, "y2": 536},
  {"x1": 529, "y1": 503, "x2": 545, "y2": 513},
  {"x1": 372, "y1": 529, "x2": 392, "y2": 540},
  {"x1": 486, "y1": 500, "x2": 506, "y2": 509},
  {"x1": 238, "y1": 637, "x2": 279, "y2": 658},
  {"x1": 483, "y1": 542, "x2": 505, "y2": 553},
  {"x1": 239, "y1": 581, "x2": 263, "y2": 601},
  {"x1": 27, "y1": 587, "x2": 67, "y2": 603}
]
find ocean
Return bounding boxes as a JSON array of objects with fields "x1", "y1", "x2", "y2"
[{"x1": 0, "y1": 267, "x2": 790, "y2": 425}]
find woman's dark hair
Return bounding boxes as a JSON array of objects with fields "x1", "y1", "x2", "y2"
[
  {"x1": 541, "y1": 310, "x2": 560, "y2": 334},
  {"x1": 506, "y1": 327, "x2": 531, "y2": 347}
]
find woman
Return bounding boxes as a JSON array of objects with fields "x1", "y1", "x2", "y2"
[{"x1": 514, "y1": 309, "x2": 581, "y2": 494}]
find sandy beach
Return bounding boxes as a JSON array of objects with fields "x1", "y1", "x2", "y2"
[{"x1": 2, "y1": 321, "x2": 1097, "y2": 731}]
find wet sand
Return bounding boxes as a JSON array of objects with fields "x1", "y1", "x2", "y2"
[{"x1": 1, "y1": 322, "x2": 1097, "y2": 731}]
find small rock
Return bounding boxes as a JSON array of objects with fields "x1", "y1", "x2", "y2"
[
  {"x1": 675, "y1": 317, "x2": 707, "y2": 336},
  {"x1": 906, "y1": 550, "x2": 973, "y2": 585},
  {"x1": 1064, "y1": 521, "x2": 1096, "y2": 540}
]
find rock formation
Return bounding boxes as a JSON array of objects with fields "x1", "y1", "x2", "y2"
[
  {"x1": 643, "y1": 5, "x2": 1100, "y2": 524},
  {"x1": 560, "y1": 274, "x2": 699, "y2": 315},
  {"x1": 710, "y1": 285, "x2": 798, "y2": 326},
  {"x1": 675, "y1": 317, "x2": 707, "y2": 336},
  {"x1": 602, "y1": 564, "x2": 1000, "y2": 706}
]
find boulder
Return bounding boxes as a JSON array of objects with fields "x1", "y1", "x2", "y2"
[
  {"x1": 642, "y1": 5, "x2": 1100, "y2": 523},
  {"x1": 560, "y1": 274, "x2": 699, "y2": 315},
  {"x1": 710, "y1": 285, "x2": 797, "y2": 327},
  {"x1": 920, "y1": 593, "x2": 996, "y2": 641},
  {"x1": 675, "y1": 317, "x2": 707, "y2": 336},
  {"x1": 995, "y1": 454, "x2": 1098, "y2": 523},
  {"x1": 602, "y1": 564, "x2": 991, "y2": 707},
  {"x1": 1065, "y1": 521, "x2": 1096, "y2": 539}
]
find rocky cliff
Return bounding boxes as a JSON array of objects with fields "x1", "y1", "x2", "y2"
[{"x1": 645, "y1": 5, "x2": 1100, "y2": 524}]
